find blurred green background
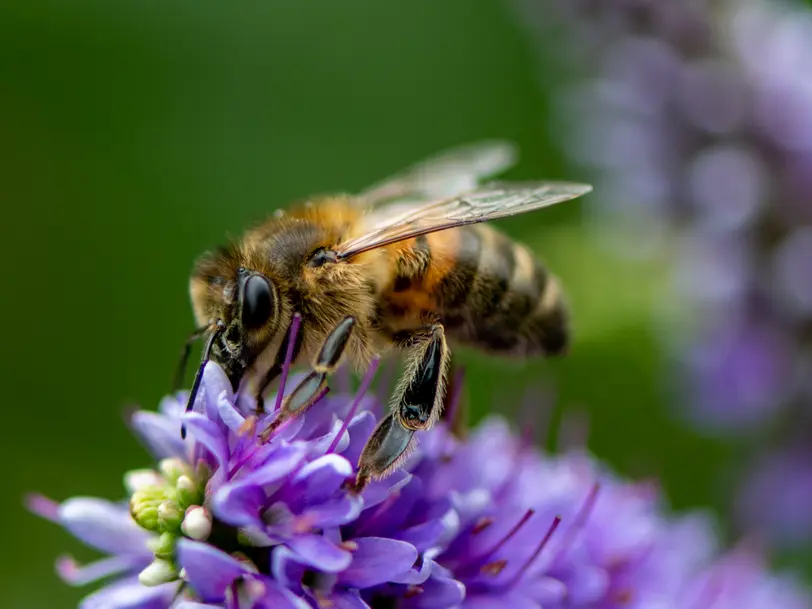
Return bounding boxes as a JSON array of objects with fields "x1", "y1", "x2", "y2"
[{"x1": 0, "y1": 0, "x2": 761, "y2": 606}]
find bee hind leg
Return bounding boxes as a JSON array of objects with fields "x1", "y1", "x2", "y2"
[
  {"x1": 351, "y1": 324, "x2": 449, "y2": 491},
  {"x1": 259, "y1": 316, "x2": 356, "y2": 442},
  {"x1": 352, "y1": 413, "x2": 416, "y2": 493},
  {"x1": 392, "y1": 323, "x2": 450, "y2": 431}
]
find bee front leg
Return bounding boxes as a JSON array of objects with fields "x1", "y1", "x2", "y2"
[
  {"x1": 352, "y1": 323, "x2": 448, "y2": 490},
  {"x1": 259, "y1": 316, "x2": 356, "y2": 442}
]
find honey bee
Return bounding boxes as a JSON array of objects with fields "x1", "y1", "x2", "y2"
[{"x1": 176, "y1": 141, "x2": 591, "y2": 490}]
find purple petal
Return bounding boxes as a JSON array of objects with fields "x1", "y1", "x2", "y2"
[
  {"x1": 271, "y1": 546, "x2": 307, "y2": 592},
  {"x1": 339, "y1": 537, "x2": 418, "y2": 589},
  {"x1": 211, "y1": 482, "x2": 265, "y2": 528},
  {"x1": 564, "y1": 566, "x2": 610, "y2": 605},
  {"x1": 253, "y1": 578, "x2": 312, "y2": 609},
  {"x1": 158, "y1": 395, "x2": 183, "y2": 417},
  {"x1": 216, "y1": 445, "x2": 307, "y2": 525},
  {"x1": 287, "y1": 534, "x2": 351, "y2": 572},
  {"x1": 309, "y1": 418, "x2": 350, "y2": 454},
  {"x1": 398, "y1": 514, "x2": 451, "y2": 553},
  {"x1": 57, "y1": 554, "x2": 145, "y2": 586},
  {"x1": 390, "y1": 556, "x2": 434, "y2": 585},
  {"x1": 78, "y1": 578, "x2": 175, "y2": 609},
  {"x1": 463, "y1": 593, "x2": 539, "y2": 609},
  {"x1": 244, "y1": 444, "x2": 307, "y2": 486},
  {"x1": 341, "y1": 411, "x2": 378, "y2": 465},
  {"x1": 25, "y1": 493, "x2": 60, "y2": 522},
  {"x1": 175, "y1": 603, "x2": 219, "y2": 609},
  {"x1": 182, "y1": 413, "x2": 230, "y2": 471},
  {"x1": 332, "y1": 590, "x2": 371, "y2": 609},
  {"x1": 217, "y1": 393, "x2": 246, "y2": 432},
  {"x1": 520, "y1": 576, "x2": 567, "y2": 605},
  {"x1": 130, "y1": 411, "x2": 187, "y2": 460},
  {"x1": 269, "y1": 410, "x2": 306, "y2": 442},
  {"x1": 301, "y1": 494, "x2": 364, "y2": 528},
  {"x1": 176, "y1": 539, "x2": 254, "y2": 602},
  {"x1": 294, "y1": 389, "x2": 340, "y2": 438},
  {"x1": 401, "y1": 570, "x2": 465, "y2": 609},
  {"x1": 202, "y1": 362, "x2": 234, "y2": 405},
  {"x1": 58, "y1": 498, "x2": 150, "y2": 555},
  {"x1": 358, "y1": 472, "x2": 413, "y2": 510},
  {"x1": 291, "y1": 454, "x2": 353, "y2": 505},
  {"x1": 361, "y1": 476, "x2": 423, "y2": 536}
]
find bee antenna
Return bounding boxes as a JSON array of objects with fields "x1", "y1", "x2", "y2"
[
  {"x1": 180, "y1": 320, "x2": 226, "y2": 439},
  {"x1": 173, "y1": 324, "x2": 211, "y2": 393}
]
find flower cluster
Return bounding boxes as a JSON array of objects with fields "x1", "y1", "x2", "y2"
[
  {"x1": 29, "y1": 359, "x2": 811, "y2": 608},
  {"x1": 514, "y1": 0, "x2": 812, "y2": 549}
]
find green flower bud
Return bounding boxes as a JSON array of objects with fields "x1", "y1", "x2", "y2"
[
  {"x1": 150, "y1": 531, "x2": 177, "y2": 560},
  {"x1": 130, "y1": 488, "x2": 166, "y2": 531},
  {"x1": 176, "y1": 474, "x2": 201, "y2": 508},
  {"x1": 157, "y1": 500, "x2": 183, "y2": 531}
]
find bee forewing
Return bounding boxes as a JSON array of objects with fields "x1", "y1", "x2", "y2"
[
  {"x1": 338, "y1": 181, "x2": 592, "y2": 259},
  {"x1": 359, "y1": 140, "x2": 518, "y2": 205}
]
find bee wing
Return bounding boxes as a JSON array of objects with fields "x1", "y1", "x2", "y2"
[
  {"x1": 358, "y1": 140, "x2": 518, "y2": 206},
  {"x1": 337, "y1": 181, "x2": 592, "y2": 259}
]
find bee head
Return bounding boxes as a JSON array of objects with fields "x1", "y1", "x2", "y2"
[{"x1": 186, "y1": 247, "x2": 283, "y2": 391}]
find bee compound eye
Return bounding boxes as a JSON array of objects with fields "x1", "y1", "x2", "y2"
[{"x1": 242, "y1": 275, "x2": 274, "y2": 330}]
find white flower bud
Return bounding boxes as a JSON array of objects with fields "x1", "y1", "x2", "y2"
[
  {"x1": 124, "y1": 469, "x2": 163, "y2": 494},
  {"x1": 158, "y1": 458, "x2": 186, "y2": 483},
  {"x1": 138, "y1": 558, "x2": 177, "y2": 586},
  {"x1": 181, "y1": 506, "x2": 212, "y2": 540},
  {"x1": 176, "y1": 475, "x2": 196, "y2": 493}
]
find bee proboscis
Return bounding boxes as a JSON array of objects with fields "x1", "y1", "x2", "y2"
[{"x1": 176, "y1": 141, "x2": 591, "y2": 490}]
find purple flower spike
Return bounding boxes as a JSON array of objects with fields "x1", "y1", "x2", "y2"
[
  {"x1": 516, "y1": 0, "x2": 812, "y2": 551},
  {"x1": 29, "y1": 358, "x2": 812, "y2": 607}
]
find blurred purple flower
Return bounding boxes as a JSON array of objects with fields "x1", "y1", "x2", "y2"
[
  {"x1": 737, "y1": 448, "x2": 812, "y2": 551},
  {"x1": 683, "y1": 548, "x2": 812, "y2": 609},
  {"x1": 678, "y1": 307, "x2": 792, "y2": 431},
  {"x1": 29, "y1": 356, "x2": 812, "y2": 608},
  {"x1": 515, "y1": 0, "x2": 812, "y2": 549},
  {"x1": 26, "y1": 494, "x2": 176, "y2": 609}
]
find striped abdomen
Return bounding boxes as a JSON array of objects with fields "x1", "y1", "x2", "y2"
[{"x1": 381, "y1": 224, "x2": 569, "y2": 356}]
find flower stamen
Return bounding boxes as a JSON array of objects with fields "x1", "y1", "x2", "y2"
[
  {"x1": 274, "y1": 313, "x2": 302, "y2": 412},
  {"x1": 404, "y1": 585, "x2": 424, "y2": 598},
  {"x1": 472, "y1": 516, "x2": 495, "y2": 534},
  {"x1": 327, "y1": 358, "x2": 380, "y2": 454},
  {"x1": 481, "y1": 559, "x2": 508, "y2": 576},
  {"x1": 506, "y1": 515, "x2": 562, "y2": 589},
  {"x1": 551, "y1": 482, "x2": 600, "y2": 563},
  {"x1": 457, "y1": 509, "x2": 535, "y2": 577},
  {"x1": 444, "y1": 366, "x2": 467, "y2": 425}
]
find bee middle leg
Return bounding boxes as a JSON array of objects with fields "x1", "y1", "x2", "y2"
[
  {"x1": 352, "y1": 323, "x2": 449, "y2": 490},
  {"x1": 259, "y1": 316, "x2": 356, "y2": 442}
]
